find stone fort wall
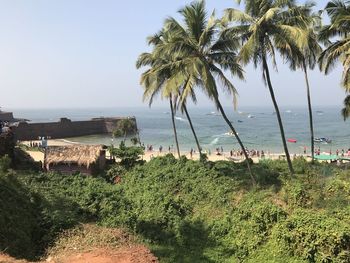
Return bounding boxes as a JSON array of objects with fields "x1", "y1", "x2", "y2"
[{"x1": 12, "y1": 117, "x2": 137, "y2": 141}]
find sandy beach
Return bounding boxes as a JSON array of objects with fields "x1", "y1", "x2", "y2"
[{"x1": 21, "y1": 139, "x2": 311, "y2": 163}]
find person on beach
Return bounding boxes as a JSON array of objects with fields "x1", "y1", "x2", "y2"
[
  {"x1": 159, "y1": 145, "x2": 162, "y2": 153},
  {"x1": 342, "y1": 149, "x2": 344, "y2": 157},
  {"x1": 336, "y1": 149, "x2": 339, "y2": 156},
  {"x1": 304, "y1": 146, "x2": 307, "y2": 154},
  {"x1": 190, "y1": 148, "x2": 193, "y2": 159}
]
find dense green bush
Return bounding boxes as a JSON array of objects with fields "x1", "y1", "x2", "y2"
[
  {"x1": 0, "y1": 172, "x2": 47, "y2": 260},
  {"x1": 274, "y1": 209, "x2": 350, "y2": 262},
  {"x1": 1, "y1": 154, "x2": 350, "y2": 262}
]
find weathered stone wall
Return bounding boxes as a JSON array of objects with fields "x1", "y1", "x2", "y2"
[
  {"x1": 12, "y1": 117, "x2": 137, "y2": 141},
  {"x1": 0, "y1": 112, "x2": 14, "y2": 122}
]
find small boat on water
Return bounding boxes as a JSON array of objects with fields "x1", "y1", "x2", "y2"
[
  {"x1": 287, "y1": 138, "x2": 297, "y2": 143},
  {"x1": 225, "y1": 131, "x2": 239, "y2": 136},
  {"x1": 206, "y1": 111, "x2": 221, "y2": 116},
  {"x1": 314, "y1": 137, "x2": 332, "y2": 144},
  {"x1": 316, "y1": 111, "x2": 324, "y2": 115},
  {"x1": 238, "y1": 120, "x2": 243, "y2": 123},
  {"x1": 247, "y1": 114, "x2": 255, "y2": 118}
]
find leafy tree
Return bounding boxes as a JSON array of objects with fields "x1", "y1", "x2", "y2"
[
  {"x1": 130, "y1": 136, "x2": 139, "y2": 145},
  {"x1": 222, "y1": 0, "x2": 309, "y2": 175},
  {"x1": 113, "y1": 118, "x2": 136, "y2": 142},
  {"x1": 109, "y1": 141, "x2": 144, "y2": 169}
]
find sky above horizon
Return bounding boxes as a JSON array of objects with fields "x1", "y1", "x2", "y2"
[{"x1": 0, "y1": 0, "x2": 346, "y2": 110}]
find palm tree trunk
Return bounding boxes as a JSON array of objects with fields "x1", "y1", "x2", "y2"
[
  {"x1": 137, "y1": 130, "x2": 142, "y2": 147},
  {"x1": 215, "y1": 96, "x2": 256, "y2": 185},
  {"x1": 182, "y1": 104, "x2": 202, "y2": 159},
  {"x1": 302, "y1": 61, "x2": 315, "y2": 162},
  {"x1": 170, "y1": 96, "x2": 181, "y2": 159},
  {"x1": 262, "y1": 55, "x2": 294, "y2": 175}
]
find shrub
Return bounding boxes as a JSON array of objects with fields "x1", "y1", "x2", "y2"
[
  {"x1": 0, "y1": 154, "x2": 11, "y2": 172},
  {"x1": 274, "y1": 209, "x2": 350, "y2": 262}
]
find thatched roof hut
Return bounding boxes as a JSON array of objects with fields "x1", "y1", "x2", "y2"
[{"x1": 45, "y1": 145, "x2": 106, "y2": 174}]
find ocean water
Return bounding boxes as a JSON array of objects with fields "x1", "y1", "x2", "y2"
[{"x1": 9, "y1": 106, "x2": 350, "y2": 154}]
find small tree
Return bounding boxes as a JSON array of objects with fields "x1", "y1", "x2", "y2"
[
  {"x1": 113, "y1": 119, "x2": 136, "y2": 142},
  {"x1": 109, "y1": 141, "x2": 144, "y2": 169}
]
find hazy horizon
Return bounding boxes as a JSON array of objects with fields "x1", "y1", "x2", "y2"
[{"x1": 0, "y1": 0, "x2": 346, "y2": 109}]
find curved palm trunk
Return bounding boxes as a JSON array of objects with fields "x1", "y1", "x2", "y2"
[
  {"x1": 182, "y1": 104, "x2": 202, "y2": 159},
  {"x1": 137, "y1": 130, "x2": 142, "y2": 147},
  {"x1": 262, "y1": 55, "x2": 294, "y2": 175},
  {"x1": 215, "y1": 97, "x2": 256, "y2": 185},
  {"x1": 170, "y1": 96, "x2": 181, "y2": 159},
  {"x1": 123, "y1": 131, "x2": 127, "y2": 143},
  {"x1": 302, "y1": 61, "x2": 315, "y2": 162}
]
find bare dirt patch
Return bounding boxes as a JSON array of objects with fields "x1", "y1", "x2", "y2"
[{"x1": 1, "y1": 224, "x2": 158, "y2": 263}]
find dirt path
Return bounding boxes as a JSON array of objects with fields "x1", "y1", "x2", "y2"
[
  {"x1": 1, "y1": 246, "x2": 158, "y2": 263},
  {"x1": 47, "y1": 245, "x2": 158, "y2": 263}
]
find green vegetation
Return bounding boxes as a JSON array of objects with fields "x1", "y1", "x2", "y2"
[
  {"x1": 1, "y1": 152, "x2": 350, "y2": 262},
  {"x1": 112, "y1": 118, "x2": 137, "y2": 141},
  {"x1": 109, "y1": 141, "x2": 145, "y2": 169},
  {"x1": 3, "y1": 1, "x2": 350, "y2": 262},
  {"x1": 136, "y1": 0, "x2": 350, "y2": 177}
]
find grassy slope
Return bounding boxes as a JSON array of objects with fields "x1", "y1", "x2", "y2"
[{"x1": 1, "y1": 155, "x2": 350, "y2": 262}]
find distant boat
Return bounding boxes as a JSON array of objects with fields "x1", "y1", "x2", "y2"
[
  {"x1": 206, "y1": 111, "x2": 221, "y2": 116},
  {"x1": 316, "y1": 111, "x2": 324, "y2": 115},
  {"x1": 238, "y1": 120, "x2": 243, "y2": 123},
  {"x1": 287, "y1": 138, "x2": 297, "y2": 143},
  {"x1": 247, "y1": 114, "x2": 255, "y2": 118},
  {"x1": 225, "y1": 131, "x2": 239, "y2": 136},
  {"x1": 314, "y1": 137, "x2": 332, "y2": 144},
  {"x1": 286, "y1": 110, "x2": 292, "y2": 113}
]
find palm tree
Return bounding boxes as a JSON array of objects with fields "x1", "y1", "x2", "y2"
[
  {"x1": 136, "y1": 35, "x2": 181, "y2": 158},
  {"x1": 319, "y1": 0, "x2": 350, "y2": 91},
  {"x1": 115, "y1": 118, "x2": 136, "y2": 142},
  {"x1": 173, "y1": 88, "x2": 203, "y2": 159},
  {"x1": 151, "y1": 1, "x2": 256, "y2": 184},
  {"x1": 137, "y1": 28, "x2": 205, "y2": 159},
  {"x1": 341, "y1": 95, "x2": 350, "y2": 120},
  {"x1": 222, "y1": 0, "x2": 310, "y2": 175},
  {"x1": 279, "y1": 4, "x2": 322, "y2": 161}
]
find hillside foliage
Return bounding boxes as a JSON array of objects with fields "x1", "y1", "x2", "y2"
[{"x1": 0, "y1": 154, "x2": 350, "y2": 262}]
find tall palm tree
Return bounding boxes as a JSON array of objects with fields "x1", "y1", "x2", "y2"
[
  {"x1": 319, "y1": 0, "x2": 350, "y2": 91},
  {"x1": 279, "y1": 4, "x2": 322, "y2": 161},
  {"x1": 136, "y1": 35, "x2": 182, "y2": 158},
  {"x1": 174, "y1": 90, "x2": 203, "y2": 159},
  {"x1": 222, "y1": 0, "x2": 310, "y2": 175},
  {"x1": 137, "y1": 28, "x2": 205, "y2": 159},
  {"x1": 341, "y1": 95, "x2": 350, "y2": 120},
  {"x1": 151, "y1": 1, "x2": 256, "y2": 184}
]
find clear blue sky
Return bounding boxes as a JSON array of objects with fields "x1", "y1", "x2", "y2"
[{"x1": 0, "y1": 0, "x2": 345, "y2": 109}]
